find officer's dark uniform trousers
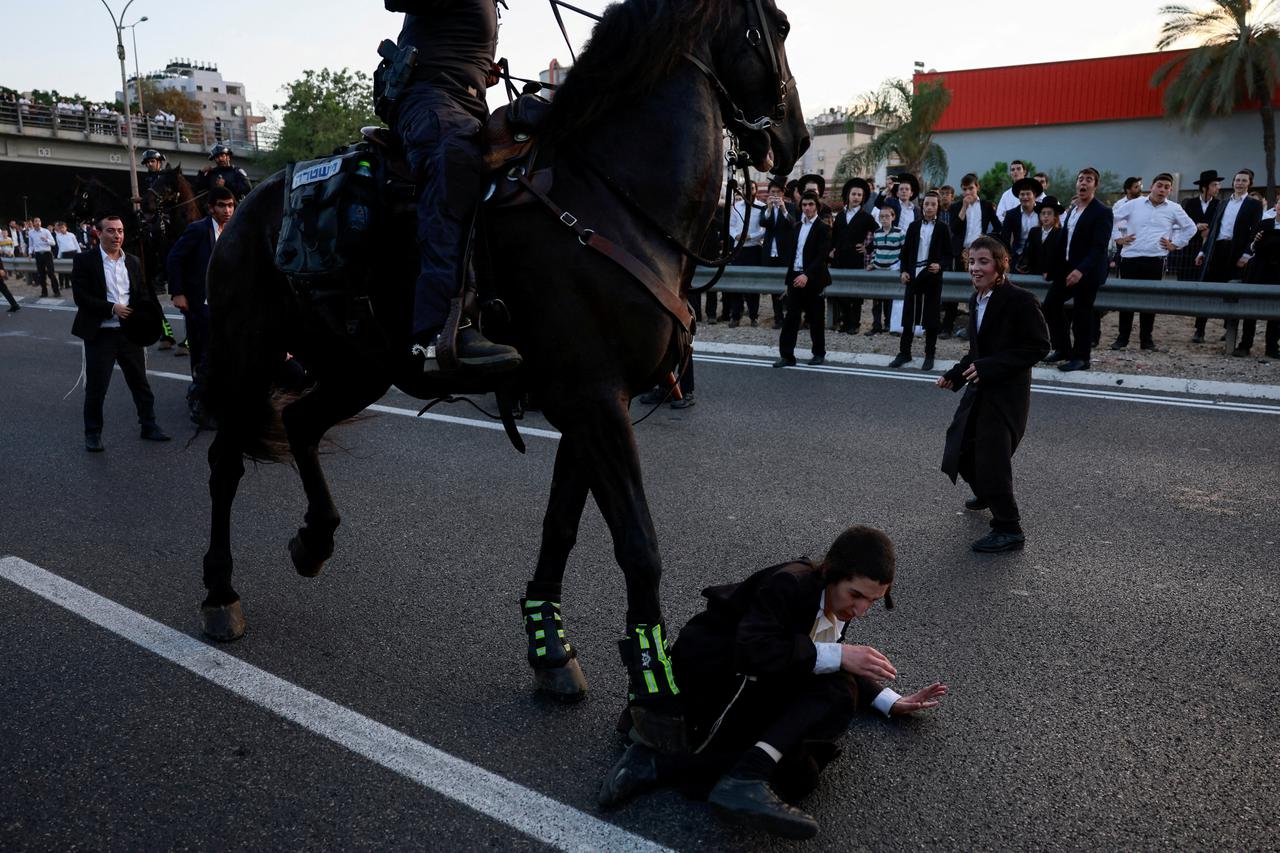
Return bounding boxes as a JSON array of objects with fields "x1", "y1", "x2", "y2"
[{"x1": 396, "y1": 82, "x2": 487, "y2": 338}]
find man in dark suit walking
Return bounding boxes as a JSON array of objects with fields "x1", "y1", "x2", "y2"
[
  {"x1": 1194, "y1": 168, "x2": 1263, "y2": 344},
  {"x1": 774, "y1": 191, "x2": 832, "y2": 367},
  {"x1": 939, "y1": 236, "x2": 1050, "y2": 553},
  {"x1": 71, "y1": 215, "x2": 170, "y2": 452},
  {"x1": 167, "y1": 186, "x2": 236, "y2": 424},
  {"x1": 890, "y1": 191, "x2": 952, "y2": 370},
  {"x1": 1041, "y1": 167, "x2": 1113, "y2": 371}
]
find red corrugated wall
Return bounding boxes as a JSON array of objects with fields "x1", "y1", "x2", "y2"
[{"x1": 916, "y1": 50, "x2": 1195, "y2": 131}]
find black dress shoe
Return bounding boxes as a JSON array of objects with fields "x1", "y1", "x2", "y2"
[
  {"x1": 964, "y1": 496, "x2": 989, "y2": 511},
  {"x1": 772, "y1": 357, "x2": 796, "y2": 368},
  {"x1": 971, "y1": 531, "x2": 1025, "y2": 553},
  {"x1": 140, "y1": 425, "x2": 171, "y2": 442},
  {"x1": 6, "y1": 305, "x2": 19, "y2": 314},
  {"x1": 1231, "y1": 347, "x2": 1250, "y2": 358},
  {"x1": 954, "y1": 328, "x2": 969, "y2": 340},
  {"x1": 865, "y1": 326, "x2": 882, "y2": 337},
  {"x1": 1109, "y1": 339, "x2": 1129, "y2": 350},
  {"x1": 597, "y1": 743, "x2": 660, "y2": 809},
  {"x1": 770, "y1": 320, "x2": 783, "y2": 330},
  {"x1": 1191, "y1": 332, "x2": 1205, "y2": 344},
  {"x1": 921, "y1": 355, "x2": 935, "y2": 371},
  {"x1": 807, "y1": 354, "x2": 825, "y2": 366},
  {"x1": 1042, "y1": 350, "x2": 1068, "y2": 363},
  {"x1": 84, "y1": 434, "x2": 104, "y2": 453},
  {"x1": 708, "y1": 776, "x2": 819, "y2": 840},
  {"x1": 1140, "y1": 341, "x2": 1157, "y2": 351},
  {"x1": 1058, "y1": 359, "x2": 1090, "y2": 372},
  {"x1": 1266, "y1": 349, "x2": 1280, "y2": 359},
  {"x1": 887, "y1": 354, "x2": 911, "y2": 368}
]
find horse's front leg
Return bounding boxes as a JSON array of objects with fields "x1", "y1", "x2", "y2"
[
  {"x1": 201, "y1": 429, "x2": 247, "y2": 641},
  {"x1": 522, "y1": 434, "x2": 592, "y2": 702}
]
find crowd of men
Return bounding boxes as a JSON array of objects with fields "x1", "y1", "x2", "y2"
[{"x1": 707, "y1": 160, "x2": 1280, "y2": 366}]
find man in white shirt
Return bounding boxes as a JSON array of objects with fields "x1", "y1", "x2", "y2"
[
  {"x1": 26, "y1": 216, "x2": 59, "y2": 297},
  {"x1": 995, "y1": 160, "x2": 1043, "y2": 220},
  {"x1": 53, "y1": 221, "x2": 81, "y2": 293},
  {"x1": 1109, "y1": 173, "x2": 1196, "y2": 350},
  {"x1": 70, "y1": 215, "x2": 170, "y2": 452},
  {"x1": 1193, "y1": 168, "x2": 1264, "y2": 343},
  {"x1": 725, "y1": 181, "x2": 768, "y2": 327}
]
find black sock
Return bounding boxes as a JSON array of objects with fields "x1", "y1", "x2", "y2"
[{"x1": 728, "y1": 745, "x2": 779, "y2": 782}]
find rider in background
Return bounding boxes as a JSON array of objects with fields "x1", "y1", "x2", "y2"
[
  {"x1": 198, "y1": 144, "x2": 252, "y2": 203},
  {"x1": 386, "y1": 0, "x2": 521, "y2": 372}
]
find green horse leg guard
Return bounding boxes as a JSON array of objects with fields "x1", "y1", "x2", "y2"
[
  {"x1": 619, "y1": 623, "x2": 687, "y2": 753},
  {"x1": 521, "y1": 599, "x2": 587, "y2": 702}
]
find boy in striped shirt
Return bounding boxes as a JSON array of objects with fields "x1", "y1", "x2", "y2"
[{"x1": 867, "y1": 206, "x2": 904, "y2": 334}]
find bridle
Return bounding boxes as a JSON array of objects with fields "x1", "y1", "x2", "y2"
[{"x1": 686, "y1": 0, "x2": 794, "y2": 137}]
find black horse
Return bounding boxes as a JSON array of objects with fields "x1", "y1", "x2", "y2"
[
  {"x1": 198, "y1": 0, "x2": 808, "y2": 728},
  {"x1": 69, "y1": 176, "x2": 139, "y2": 244},
  {"x1": 139, "y1": 165, "x2": 203, "y2": 289}
]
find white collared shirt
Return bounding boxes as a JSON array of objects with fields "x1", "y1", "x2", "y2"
[
  {"x1": 728, "y1": 200, "x2": 767, "y2": 247},
  {"x1": 1064, "y1": 201, "x2": 1090, "y2": 254},
  {"x1": 963, "y1": 200, "x2": 984, "y2": 248},
  {"x1": 793, "y1": 215, "x2": 817, "y2": 271},
  {"x1": 1018, "y1": 208, "x2": 1038, "y2": 248},
  {"x1": 976, "y1": 287, "x2": 993, "y2": 331},
  {"x1": 54, "y1": 232, "x2": 80, "y2": 254},
  {"x1": 897, "y1": 201, "x2": 916, "y2": 233},
  {"x1": 100, "y1": 247, "x2": 130, "y2": 329},
  {"x1": 1112, "y1": 196, "x2": 1197, "y2": 258},
  {"x1": 915, "y1": 220, "x2": 937, "y2": 273},
  {"x1": 27, "y1": 227, "x2": 54, "y2": 253},
  {"x1": 810, "y1": 590, "x2": 900, "y2": 717},
  {"x1": 1219, "y1": 194, "x2": 1248, "y2": 240}
]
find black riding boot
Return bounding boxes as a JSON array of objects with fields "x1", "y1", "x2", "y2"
[{"x1": 618, "y1": 623, "x2": 686, "y2": 752}]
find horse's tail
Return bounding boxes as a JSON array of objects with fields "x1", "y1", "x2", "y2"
[{"x1": 203, "y1": 174, "x2": 296, "y2": 463}]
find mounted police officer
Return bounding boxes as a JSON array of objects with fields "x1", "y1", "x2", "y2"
[
  {"x1": 139, "y1": 149, "x2": 168, "y2": 196},
  {"x1": 381, "y1": 0, "x2": 521, "y2": 372},
  {"x1": 198, "y1": 143, "x2": 252, "y2": 202}
]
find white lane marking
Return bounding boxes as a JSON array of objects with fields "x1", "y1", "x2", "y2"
[
  {"x1": 693, "y1": 353, "x2": 1280, "y2": 416},
  {"x1": 0, "y1": 556, "x2": 670, "y2": 853},
  {"x1": 143, "y1": 370, "x2": 562, "y2": 441}
]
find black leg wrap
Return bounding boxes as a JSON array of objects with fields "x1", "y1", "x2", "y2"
[
  {"x1": 618, "y1": 623, "x2": 687, "y2": 753},
  {"x1": 522, "y1": 598, "x2": 587, "y2": 702}
]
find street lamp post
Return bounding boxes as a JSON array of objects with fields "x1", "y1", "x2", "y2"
[
  {"x1": 99, "y1": 0, "x2": 142, "y2": 209},
  {"x1": 127, "y1": 16, "x2": 150, "y2": 143}
]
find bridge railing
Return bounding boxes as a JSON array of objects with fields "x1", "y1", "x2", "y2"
[{"x1": 0, "y1": 100, "x2": 276, "y2": 154}]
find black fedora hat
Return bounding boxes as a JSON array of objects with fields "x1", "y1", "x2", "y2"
[
  {"x1": 842, "y1": 177, "x2": 871, "y2": 203},
  {"x1": 798, "y1": 173, "x2": 826, "y2": 195},
  {"x1": 1034, "y1": 195, "x2": 1065, "y2": 215},
  {"x1": 894, "y1": 172, "x2": 920, "y2": 199},
  {"x1": 1012, "y1": 177, "x2": 1042, "y2": 197},
  {"x1": 121, "y1": 298, "x2": 163, "y2": 348},
  {"x1": 1194, "y1": 169, "x2": 1225, "y2": 187}
]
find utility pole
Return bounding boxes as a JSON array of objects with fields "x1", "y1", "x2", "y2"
[
  {"x1": 100, "y1": 0, "x2": 142, "y2": 208},
  {"x1": 128, "y1": 17, "x2": 150, "y2": 143}
]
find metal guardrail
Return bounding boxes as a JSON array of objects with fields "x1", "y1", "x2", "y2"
[
  {"x1": 0, "y1": 100, "x2": 275, "y2": 153},
  {"x1": 3, "y1": 257, "x2": 74, "y2": 273},
  {"x1": 691, "y1": 266, "x2": 1280, "y2": 321}
]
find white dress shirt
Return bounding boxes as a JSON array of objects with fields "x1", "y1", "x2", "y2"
[
  {"x1": 897, "y1": 202, "x2": 916, "y2": 233},
  {"x1": 792, "y1": 215, "x2": 817, "y2": 272},
  {"x1": 27, "y1": 227, "x2": 55, "y2": 253},
  {"x1": 100, "y1": 247, "x2": 130, "y2": 329},
  {"x1": 976, "y1": 288, "x2": 993, "y2": 331},
  {"x1": 962, "y1": 201, "x2": 984, "y2": 249},
  {"x1": 1218, "y1": 194, "x2": 1248, "y2": 241},
  {"x1": 728, "y1": 200, "x2": 767, "y2": 247},
  {"x1": 914, "y1": 220, "x2": 937, "y2": 274},
  {"x1": 54, "y1": 232, "x2": 80, "y2": 255},
  {"x1": 1111, "y1": 196, "x2": 1197, "y2": 258},
  {"x1": 1064, "y1": 202, "x2": 1089, "y2": 254},
  {"x1": 763, "y1": 205, "x2": 790, "y2": 258},
  {"x1": 810, "y1": 591, "x2": 900, "y2": 717}
]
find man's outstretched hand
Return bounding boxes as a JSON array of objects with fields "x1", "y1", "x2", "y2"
[
  {"x1": 890, "y1": 682, "x2": 949, "y2": 716},
  {"x1": 840, "y1": 644, "x2": 897, "y2": 681}
]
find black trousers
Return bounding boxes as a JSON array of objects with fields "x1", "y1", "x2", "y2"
[
  {"x1": 899, "y1": 271, "x2": 942, "y2": 357},
  {"x1": 33, "y1": 252, "x2": 58, "y2": 294},
  {"x1": 724, "y1": 246, "x2": 763, "y2": 322},
  {"x1": 778, "y1": 272, "x2": 825, "y2": 359},
  {"x1": 0, "y1": 276, "x2": 17, "y2": 309},
  {"x1": 83, "y1": 328, "x2": 158, "y2": 436},
  {"x1": 1239, "y1": 317, "x2": 1280, "y2": 352},
  {"x1": 184, "y1": 303, "x2": 211, "y2": 404},
  {"x1": 957, "y1": 417, "x2": 1022, "y2": 534},
  {"x1": 1116, "y1": 257, "x2": 1162, "y2": 344},
  {"x1": 1196, "y1": 240, "x2": 1237, "y2": 335},
  {"x1": 763, "y1": 257, "x2": 788, "y2": 325},
  {"x1": 1043, "y1": 277, "x2": 1101, "y2": 361}
]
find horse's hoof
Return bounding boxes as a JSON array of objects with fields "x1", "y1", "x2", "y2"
[
  {"x1": 288, "y1": 532, "x2": 329, "y2": 578},
  {"x1": 201, "y1": 600, "x2": 246, "y2": 642},
  {"x1": 533, "y1": 658, "x2": 588, "y2": 703},
  {"x1": 628, "y1": 706, "x2": 688, "y2": 754}
]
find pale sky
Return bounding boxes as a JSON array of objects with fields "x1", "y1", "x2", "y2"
[{"x1": 3, "y1": 0, "x2": 1186, "y2": 123}]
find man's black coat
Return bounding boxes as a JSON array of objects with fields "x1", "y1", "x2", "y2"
[
  {"x1": 1000, "y1": 206, "x2": 1038, "y2": 256},
  {"x1": 672, "y1": 561, "x2": 877, "y2": 737},
  {"x1": 166, "y1": 216, "x2": 217, "y2": 307},
  {"x1": 1201, "y1": 195, "x2": 1265, "y2": 272},
  {"x1": 788, "y1": 218, "x2": 832, "y2": 290},
  {"x1": 948, "y1": 198, "x2": 1000, "y2": 258},
  {"x1": 70, "y1": 249, "x2": 158, "y2": 342},
  {"x1": 760, "y1": 203, "x2": 795, "y2": 265},
  {"x1": 900, "y1": 217, "x2": 953, "y2": 283},
  {"x1": 1057, "y1": 198, "x2": 1113, "y2": 287},
  {"x1": 941, "y1": 282, "x2": 1050, "y2": 497},
  {"x1": 830, "y1": 208, "x2": 878, "y2": 269},
  {"x1": 1017, "y1": 226, "x2": 1064, "y2": 276}
]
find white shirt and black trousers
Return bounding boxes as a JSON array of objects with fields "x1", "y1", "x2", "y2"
[
  {"x1": 898, "y1": 217, "x2": 953, "y2": 360},
  {"x1": 27, "y1": 226, "x2": 58, "y2": 296},
  {"x1": 726, "y1": 199, "x2": 768, "y2": 324},
  {"x1": 70, "y1": 248, "x2": 162, "y2": 440},
  {"x1": 1196, "y1": 194, "x2": 1264, "y2": 338},
  {"x1": 1043, "y1": 199, "x2": 1114, "y2": 363},
  {"x1": 778, "y1": 215, "x2": 832, "y2": 363},
  {"x1": 1110, "y1": 197, "x2": 1196, "y2": 348}
]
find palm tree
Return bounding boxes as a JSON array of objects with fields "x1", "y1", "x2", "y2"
[
  {"x1": 832, "y1": 78, "x2": 951, "y2": 188},
  {"x1": 1153, "y1": 0, "x2": 1280, "y2": 196}
]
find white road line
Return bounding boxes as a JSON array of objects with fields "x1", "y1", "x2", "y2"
[
  {"x1": 0, "y1": 556, "x2": 669, "y2": 853},
  {"x1": 143, "y1": 370, "x2": 562, "y2": 441},
  {"x1": 692, "y1": 353, "x2": 1280, "y2": 416}
]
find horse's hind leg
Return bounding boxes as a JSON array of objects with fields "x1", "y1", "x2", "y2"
[
  {"x1": 281, "y1": 378, "x2": 389, "y2": 577},
  {"x1": 523, "y1": 435, "x2": 592, "y2": 702},
  {"x1": 201, "y1": 429, "x2": 247, "y2": 641}
]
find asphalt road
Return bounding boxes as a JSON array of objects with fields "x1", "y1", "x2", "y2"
[{"x1": 2, "y1": 304, "x2": 1278, "y2": 851}]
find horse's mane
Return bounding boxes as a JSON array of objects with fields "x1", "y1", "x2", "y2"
[{"x1": 541, "y1": 0, "x2": 730, "y2": 143}]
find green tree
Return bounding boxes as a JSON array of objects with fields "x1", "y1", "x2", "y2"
[
  {"x1": 135, "y1": 80, "x2": 203, "y2": 124},
  {"x1": 1153, "y1": 0, "x2": 1280, "y2": 195},
  {"x1": 262, "y1": 68, "x2": 379, "y2": 172},
  {"x1": 977, "y1": 160, "x2": 1038, "y2": 203},
  {"x1": 832, "y1": 78, "x2": 952, "y2": 189}
]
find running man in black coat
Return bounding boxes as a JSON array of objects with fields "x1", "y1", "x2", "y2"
[
  {"x1": 597, "y1": 526, "x2": 947, "y2": 840},
  {"x1": 939, "y1": 236, "x2": 1051, "y2": 553}
]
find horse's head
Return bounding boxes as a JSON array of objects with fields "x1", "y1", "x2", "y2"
[
  {"x1": 706, "y1": 0, "x2": 809, "y2": 175},
  {"x1": 69, "y1": 177, "x2": 93, "y2": 222}
]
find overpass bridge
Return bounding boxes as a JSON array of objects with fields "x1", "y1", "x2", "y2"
[{"x1": 0, "y1": 100, "x2": 274, "y2": 220}]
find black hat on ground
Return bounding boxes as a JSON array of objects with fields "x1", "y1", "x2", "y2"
[
  {"x1": 798, "y1": 173, "x2": 826, "y2": 195},
  {"x1": 894, "y1": 173, "x2": 920, "y2": 199},
  {"x1": 1012, "y1": 177, "x2": 1042, "y2": 197},
  {"x1": 1194, "y1": 169, "x2": 1226, "y2": 187},
  {"x1": 842, "y1": 177, "x2": 871, "y2": 203},
  {"x1": 1034, "y1": 195, "x2": 1066, "y2": 215},
  {"x1": 121, "y1": 298, "x2": 163, "y2": 348}
]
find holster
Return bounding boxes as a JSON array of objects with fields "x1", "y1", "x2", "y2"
[{"x1": 374, "y1": 39, "x2": 418, "y2": 124}]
